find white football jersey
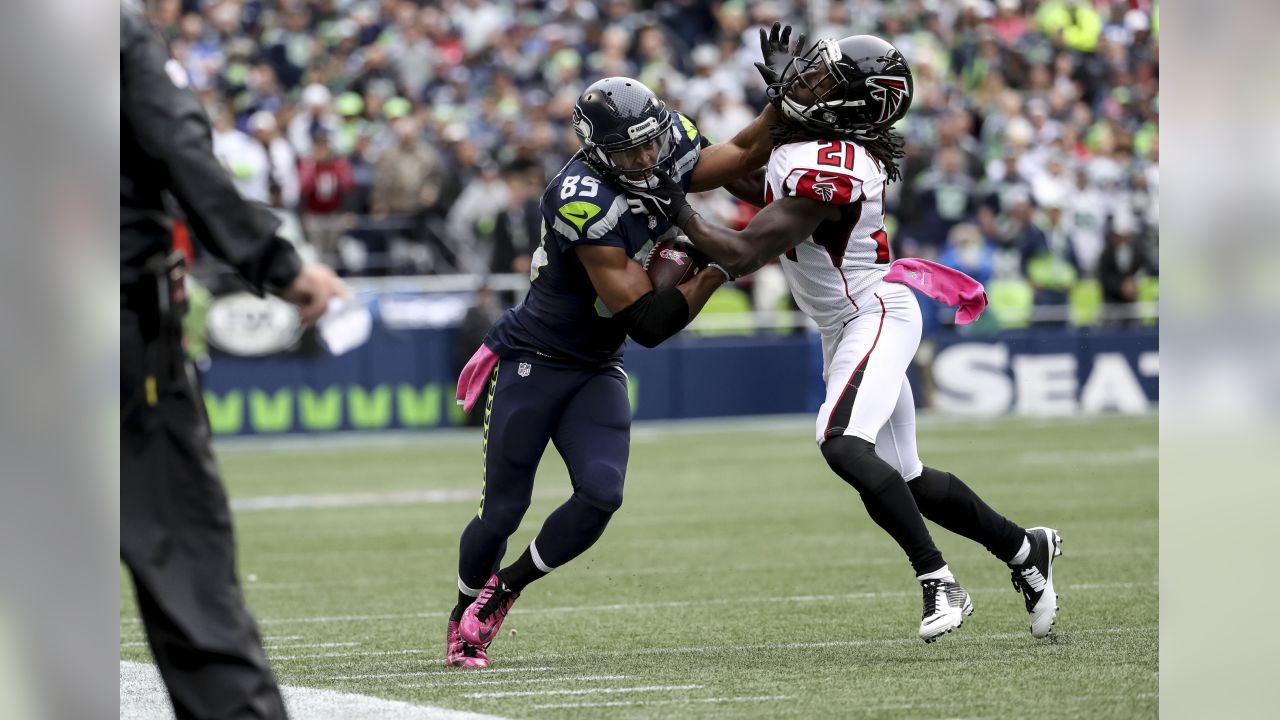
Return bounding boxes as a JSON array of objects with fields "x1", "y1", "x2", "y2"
[{"x1": 765, "y1": 139, "x2": 893, "y2": 332}]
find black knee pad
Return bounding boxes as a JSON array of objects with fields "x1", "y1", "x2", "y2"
[
  {"x1": 575, "y1": 460, "x2": 625, "y2": 513},
  {"x1": 821, "y1": 435, "x2": 899, "y2": 496}
]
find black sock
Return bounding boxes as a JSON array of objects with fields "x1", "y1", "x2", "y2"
[
  {"x1": 527, "y1": 494, "x2": 615, "y2": 570},
  {"x1": 909, "y1": 467, "x2": 1026, "y2": 563},
  {"x1": 451, "y1": 590, "x2": 476, "y2": 622},
  {"x1": 858, "y1": 479, "x2": 946, "y2": 576},
  {"x1": 822, "y1": 436, "x2": 945, "y2": 576},
  {"x1": 497, "y1": 546, "x2": 548, "y2": 594}
]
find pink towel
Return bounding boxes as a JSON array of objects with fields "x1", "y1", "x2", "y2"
[
  {"x1": 456, "y1": 343, "x2": 499, "y2": 413},
  {"x1": 884, "y1": 258, "x2": 988, "y2": 325}
]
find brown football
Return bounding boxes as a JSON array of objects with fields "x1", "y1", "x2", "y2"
[{"x1": 643, "y1": 238, "x2": 700, "y2": 291}]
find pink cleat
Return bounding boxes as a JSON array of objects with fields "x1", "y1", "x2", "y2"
[
  {"x1": 459, "y1": 574, "x2": 520, "y2": 647},
  {"x1": 445, "y1": 620, "x2": 490, "y2": 668}
]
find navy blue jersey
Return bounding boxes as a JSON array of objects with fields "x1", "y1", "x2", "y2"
[{"x1": 485, "y1": 111, "x2": 704, "y2": 366}]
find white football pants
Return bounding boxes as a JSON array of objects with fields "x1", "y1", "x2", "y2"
[{"x1": 814, "y1": 280, "x2": 924, "y2": 481}]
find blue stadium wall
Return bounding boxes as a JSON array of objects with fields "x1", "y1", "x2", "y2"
[{"x1": 201, "y1": 324, "x2": 1158, "y2": 436}]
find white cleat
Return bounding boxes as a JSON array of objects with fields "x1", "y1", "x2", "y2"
[
  {"x1": 919, "y1": 578, "x2": 974, "y2": 643},
  {"x1": 1010, "y1": 527, "x2": 1064, "y2": 638}
]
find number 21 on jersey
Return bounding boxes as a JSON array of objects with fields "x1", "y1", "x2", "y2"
[{"x1": 815, "y1": 140, "x2": 856, "y2": 171}]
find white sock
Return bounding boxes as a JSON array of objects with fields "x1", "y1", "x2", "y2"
[
  {"x1": 917, "y1": 564, "x2": 954, "y2": 583},
  {"x1": 1009, "y1": 536, "x2": 1031, "y2": 566}
]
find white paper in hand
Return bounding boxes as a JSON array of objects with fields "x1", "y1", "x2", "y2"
[{"x1": 316, "y1": 298, "x2": 372, "y2": 356}]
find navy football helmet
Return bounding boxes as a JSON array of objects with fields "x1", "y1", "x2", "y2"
[{"x1": 571, "y1": 77, "x2": 676, "y2": 180}]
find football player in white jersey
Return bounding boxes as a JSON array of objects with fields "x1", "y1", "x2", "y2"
[{"x1": 629, "y1": 34, "x2": 1063, "y2": 643}]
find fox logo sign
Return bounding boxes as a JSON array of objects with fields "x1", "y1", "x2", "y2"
[{"x1": 866, "y1": 75, "x2": 911, "y2": 126}]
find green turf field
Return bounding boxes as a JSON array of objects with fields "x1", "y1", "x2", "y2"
[{"x1": 120, "y1": 413, "x2": 1157, "y2": 719}]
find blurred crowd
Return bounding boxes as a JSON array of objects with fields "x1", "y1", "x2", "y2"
[{"x1": 148, "y1": 0, "x2": 1158, "y2": 323}]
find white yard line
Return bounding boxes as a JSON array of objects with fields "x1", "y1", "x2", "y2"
[
  {"x1": 269, "y1": 642, "x2": 361, "y2": 649},
  {"x1": 214, "y1": 412, "x2": 1156, "y2": 455},
  {"x1": 122, "y1": 580, "x2": 1154, "y2": 635},
  {"x1": 397, "y1": 675, "x2": 628, "y2": 689},
  {"x1": 120, "y1": 661, "x2": 507, "y2": 720},
  {"x1": 527, "y1": 695, "x2": 794, "y2": 710},
  {"x1": 491, "y1": 625, "x2": 1156, "y2": 664},
  {"x1": 231, "y1": 489, "x2": 479, "y2": 512},
  {"x1": 332, "y1": 667, "x2": 558, "y2": 681},
  {"x1": 123, "y1": 635, "x2": 308, "y2": 648},
  {"x1": 231, "y1": 487, "x2": 562, "y2": 512},
  {"x1": 158, "y1": 547, "x2": 1154, "y2": 594},
  {"x1": 303, "y1": 625, "x2": 1154, "y2": 676},
  {"x1": 464, "y1": 684, "x2": 703, "y2": 699},
  {"x1": 251, "y1": 580, "x2": 1153, "y2": 637},
  {"x1": 273, "y1": 649, "x2": 432, "y2": 661}
]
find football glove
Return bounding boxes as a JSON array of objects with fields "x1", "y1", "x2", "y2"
[
  {"x1": 754, "y1": 21, "x2": 807, "y2": 105},
  {"x1": 625, "y1": 170, "x2": 698, "y2": 229}
]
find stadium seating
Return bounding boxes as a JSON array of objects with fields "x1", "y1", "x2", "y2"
[
  {"x1": 1069, "y1": 279, "x2": 1104, "y2": 327},
  {"x1": 986, "y1": 279, "x2": 1034, "y2": 329}
]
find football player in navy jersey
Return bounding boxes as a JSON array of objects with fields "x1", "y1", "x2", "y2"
[{"x1": 444, "y1": 26, "x2": 804, "y2": 668}]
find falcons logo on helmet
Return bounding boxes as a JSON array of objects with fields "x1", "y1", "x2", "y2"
[{"x1": 865, "y1": 75, "x2": 910, "y2": 126}]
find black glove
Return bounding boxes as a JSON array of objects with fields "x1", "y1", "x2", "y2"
[
  {"x1": 754, "y1": 21, "x2": 807, "y2": 103},
  {"x1": 625, "y1": 170, "x2": 698, "y2": 229}
]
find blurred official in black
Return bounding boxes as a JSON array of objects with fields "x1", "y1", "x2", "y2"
[{"x1": 121, "y1": 4, "x2": 346, "y2": 718}]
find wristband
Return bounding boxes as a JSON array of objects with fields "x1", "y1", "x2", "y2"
[
  {"x1": 705, "y1": 262, "x2": 735, "y2": 282},
  {"x1": 673, "y1": 205, "x2": 699, "y2": 230}
]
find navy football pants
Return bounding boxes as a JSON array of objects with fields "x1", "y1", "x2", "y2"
[{"x1": 457, "y1": 358, "x2": 630, "y2": 593}]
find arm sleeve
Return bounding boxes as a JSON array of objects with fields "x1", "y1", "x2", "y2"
[
  {"x1": 613, "y1": 288, "x2": 692, "y2": 348},
  {"x1": 120, "y1": 7, "x2": 300, "y2": 294}
]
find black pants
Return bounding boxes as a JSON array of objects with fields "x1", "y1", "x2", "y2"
[
  {"x1": 458, "y1": 358, "x2": 631, "y2": 592},
  {"x1": 120, "y1": 308, "x2": 286, "y2": 720}
]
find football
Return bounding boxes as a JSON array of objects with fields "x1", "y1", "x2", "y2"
[{"x1": 643, "y1": 238, "x2": 701, "y2": 290}]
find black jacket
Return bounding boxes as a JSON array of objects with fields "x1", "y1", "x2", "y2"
[{"x1": 120, "y1": 5, "x2": 299, "y2": 293}]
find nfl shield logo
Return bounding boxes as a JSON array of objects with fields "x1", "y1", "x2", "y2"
[{"x1": 517, "y1": 362, "x2": 532, "y2": 377}]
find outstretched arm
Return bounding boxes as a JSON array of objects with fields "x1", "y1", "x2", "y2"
[
  {"x1": 720, "y1": 167, "x2": 767, "y2": 207},
  {"x1": 688, "y1": 105, "x2": 780, "y2": 193},
  {"x1": 627, "y1": 170, "x2": 838, "y2": 278},
  {"x1": 682, "y1": 196, "x2": 836, "y2": 277}
]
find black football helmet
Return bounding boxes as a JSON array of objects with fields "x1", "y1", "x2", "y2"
[
  {"x1": 572, "y1": 77, "x2": 676, "y2": 181},
  {"x1": 774, "y1": 35, "x2": 913, "y2": 134}
]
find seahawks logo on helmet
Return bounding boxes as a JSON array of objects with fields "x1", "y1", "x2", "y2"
[
  {"x1": 572, "y1": 107, "x2": 594, "y2": 145},
  {"x1": 865, "y1": 75, "x2": 911, "y2": 127}
]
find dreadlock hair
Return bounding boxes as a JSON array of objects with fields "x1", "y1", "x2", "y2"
[{"x1": 770, "y1": 122, "x2": 907, "y2": 184}]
